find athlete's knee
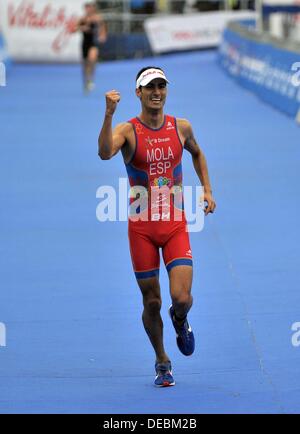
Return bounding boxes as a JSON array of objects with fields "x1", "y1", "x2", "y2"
[
  {"x1": 88, "y1": 51, "x2": 98, "y2": 63},
  {"x1": 143, "y1": 295, "x2": 162, "y2": 314},
  {"x1": 172, "y1": 291, "x2": 193, "y2": 309}
]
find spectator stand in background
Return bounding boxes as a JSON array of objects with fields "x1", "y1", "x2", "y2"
[
  {"x1": 260, "y1": 0, "x2": 300, "y2": 42},
  {"x1": 0, "y1": 0, "x2": 258, "y2": 63},
  {"x1": 131, "y1": 0, "x2": 156, "y2": 14},
  {"x1": 96, "y1": 0, "x2": 256, "y2": 59}
]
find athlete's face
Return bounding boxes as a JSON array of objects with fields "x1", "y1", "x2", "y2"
[
  {"x1": 136, "y1": 78, "x2": 167, "y2": 110},
  {"x1": 85, "y1": 4, "x2": 95, "y2": 15}
]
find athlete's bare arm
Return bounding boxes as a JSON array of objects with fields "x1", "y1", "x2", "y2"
[
  {"x1": 177, "y1": 118, "x2": 216, "y2": 215},
  {"x1": 98, "y1": 90, "x2": 131, "y2": 160},
  {"x1": 74, "y1": 18, "x2": 89, "y2": 33},
  {"x1": 96, "y1": 13, "x2": 107, "y2": 43}
]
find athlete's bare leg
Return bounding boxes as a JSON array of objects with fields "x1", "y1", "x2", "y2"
[
  {"x1": 137, "y1": 276, "x2": 170, "y2": 363},
  {"x1": 169, "y1": 266, "x2": 193, "y2": 322},
  {"x1": 83, "y1": 47, "x2": 99, "y2": 91},
  {"x1": 83, "y1": 60, "x2": 89, "y2": 86}
]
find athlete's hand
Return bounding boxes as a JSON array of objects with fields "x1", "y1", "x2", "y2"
[
  {"x1": 200, "y1": 191, "x2": 216, "y2": 216},
  {"x1": 105, "y1": 90, "x2": 121, "y2": 116},
  {"x1": 98, "y1": 33, "x2": 107, "y2": 44}
]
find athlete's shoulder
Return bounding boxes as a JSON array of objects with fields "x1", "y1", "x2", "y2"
[
  {"x1": 95, "y1": 13, "x2": 105, "y2": 22},
  {"x1": 175, "y1": 117, "x2": 191, "y2": 127},
  {"x1": 175, "y1": 118, "x2": 193, "y2": 137},
  {"x1": 113, "y1": 122, "x2": 135, "y2": 139}
]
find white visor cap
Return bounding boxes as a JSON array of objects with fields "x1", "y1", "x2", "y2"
[{"x1": 136, "y1": 68, "x2": 169, "y2": 89}]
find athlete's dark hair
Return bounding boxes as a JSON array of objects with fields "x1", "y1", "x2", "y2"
[
  {"x1": 84, "y1": 2, "x2": 97, "y2": 8},
  {"x1": 135, "y1": 66, "x2": 164, "y2": 83}
]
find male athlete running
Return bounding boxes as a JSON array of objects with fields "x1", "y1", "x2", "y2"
[
  {"x1": 98, "y1": 67, "x2": 216, "y2": 387},
  {"x1": 72, "y1": 2, "x2": 107, "y2": 93}
]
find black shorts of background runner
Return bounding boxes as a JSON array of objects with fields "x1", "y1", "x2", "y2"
[{"x1": 81, "y1": 21, "x2": 101, "y2": 59}]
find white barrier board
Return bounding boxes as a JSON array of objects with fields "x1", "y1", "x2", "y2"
[
  {"x1": 145, "y1": 11, "x2": 257, "y2": 53},
  {"x1": 0, "y1": 0, "x2": 86, "y2": 62}
]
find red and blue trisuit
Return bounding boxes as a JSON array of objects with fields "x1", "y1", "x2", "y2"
[{"x1": 125, "y1": 115, "x2": 193, "y2": 280}]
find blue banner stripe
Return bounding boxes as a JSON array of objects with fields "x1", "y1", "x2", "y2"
[{"x1": 219, "y1": 23, "x2": 300, "y2": 120}]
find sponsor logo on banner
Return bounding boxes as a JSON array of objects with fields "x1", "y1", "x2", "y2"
[
  {"x1": 0, "y1": 0, "x2": 86, "y2": 61},
  {"x1": 219, "y1": 27, "x2": 300, "y2": 120},
  {"x1": 144, "y1": 11, "x2": 257, "y2": 53}
]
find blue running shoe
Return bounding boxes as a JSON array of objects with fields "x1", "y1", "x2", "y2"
[
  {"x1": 154, "y1": 361, "x2": 175, "y2": 387},
  {"x1": 169, "y1": 305, "x2": 195, "y2": 356}
]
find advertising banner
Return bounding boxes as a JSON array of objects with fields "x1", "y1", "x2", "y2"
[
  {"x1": 145, "y1": 11, "x2": 257, "y2": 53},
  {"x1": 0, "y1": 0, "x2": 86, "y2": 62},
  {"x1": 219, "y1": 25, "x2": 300, "y2": 120}
]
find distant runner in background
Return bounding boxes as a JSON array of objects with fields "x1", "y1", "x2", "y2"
[{"x1": 72, "y1": 2, "x2": 107, "y2": 93}]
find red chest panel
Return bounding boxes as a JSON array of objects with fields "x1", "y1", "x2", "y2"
[{"x1": 126, "y1": 115, "x2": 183, "y2": 190}]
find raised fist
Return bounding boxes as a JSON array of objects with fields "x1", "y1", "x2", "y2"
[{"x1": 105, "y1": 90, "x2": 121, "y2": 116}]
